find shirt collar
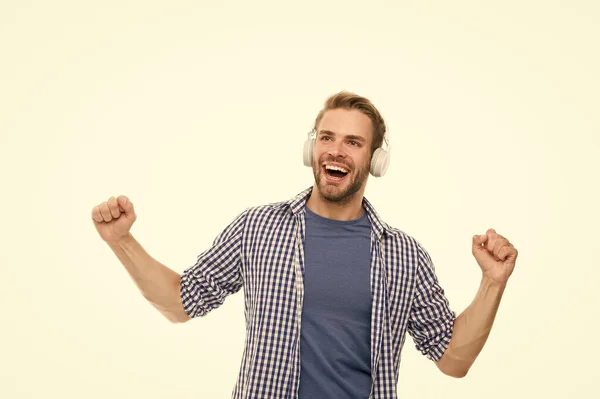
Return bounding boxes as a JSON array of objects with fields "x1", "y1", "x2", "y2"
[{"x1": 276, "y1": 186, "x2": 391, "y2": 239}]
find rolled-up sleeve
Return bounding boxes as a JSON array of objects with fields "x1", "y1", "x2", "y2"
[
  {"x1": 180, "y1": 210, "x2": 247, "y2": 318},
  {"x1": 407, "y1": 243, "x2": 456, "y2": 361}
]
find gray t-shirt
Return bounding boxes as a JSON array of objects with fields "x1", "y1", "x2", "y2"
[{"x1": 298, "y1": 205, "x2": 373, "y2": 398}]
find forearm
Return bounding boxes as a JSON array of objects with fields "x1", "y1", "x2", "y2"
[
  {"x1": 437, "y1": 276, "x2": 506, "y2": 377},
  {"x1": 107, "y1": 233, "x2": 190, "y2": 323}
]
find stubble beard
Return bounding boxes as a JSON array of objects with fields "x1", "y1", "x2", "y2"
[{"x1": 312, "y1": 158, "x2": 370, "y2": 205}]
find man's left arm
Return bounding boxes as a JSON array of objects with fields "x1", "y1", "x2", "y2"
[{"x1": 436, "y1": 229, "x2": 518, "y2": 378}]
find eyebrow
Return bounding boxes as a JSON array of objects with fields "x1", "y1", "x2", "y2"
[{"x1": 318, "y1": 130, "x2": 367, "y2": 143}]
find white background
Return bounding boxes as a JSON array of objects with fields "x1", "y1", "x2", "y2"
[{"x1": 1, "y1": 0, "x2": 599, "y2": 397}]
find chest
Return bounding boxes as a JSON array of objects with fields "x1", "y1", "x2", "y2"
[
  {"x1": 303, "y1": 226, "x2": 372, "y2": 317},
  {"x1": 240, "y1": 220, "x2": 417, "y2": 316}
]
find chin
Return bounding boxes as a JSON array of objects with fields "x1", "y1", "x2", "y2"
[
  {"x1": 312, "y1": 163, "x2": 367, "y2": 203},
  {"x1": 317, "y1": 179, "x2": 358, "y2": 203},
  {"x1": 320, "y1": 188, "x2": 346, "y2": 203}
]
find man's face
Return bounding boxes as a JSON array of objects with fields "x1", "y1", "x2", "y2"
[{"x1": 312, "y1": 108, "x2": 373, "y2": 203}]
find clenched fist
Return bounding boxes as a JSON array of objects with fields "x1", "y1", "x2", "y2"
[
  {"x1": 91, "y1": 195, "x2": 137, "y2": 244},
  {"x1": 472, "y1": 228, "x2": 518, "y2": 285}
]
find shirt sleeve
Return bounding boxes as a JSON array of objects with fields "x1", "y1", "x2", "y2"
[
  {"x1": 179, "y1": 209, "x2": 248, "y2": 318},
  {"x1": 407, "y1": 242, "x2": 457, "y2": 361}
]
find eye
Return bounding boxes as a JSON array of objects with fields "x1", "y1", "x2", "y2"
[
  {"x1": 348, "y1": 140, "x2": 359, "y2": 146},
  {"x1": 321, "y1": 136, "x2": 332, "y2": 141}
]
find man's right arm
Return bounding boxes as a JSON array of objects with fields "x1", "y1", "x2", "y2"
[
  {"x1": 107, "y1": 233, "x2": 190, "y2": 324},
  {"x1": 92, "y1": 195, "x2": 245, "y2": 323},
  {"x1": 92, "y1": 195, "x2": 190, "y2": 323}
]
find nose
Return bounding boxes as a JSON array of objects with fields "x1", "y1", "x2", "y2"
[{"x1": 327, "y1": 139, "x2": 346, "y2": 158}]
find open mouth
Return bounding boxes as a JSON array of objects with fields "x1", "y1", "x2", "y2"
[{"x1": 323, "y1": 164, "x2": 349, "y2": 180}]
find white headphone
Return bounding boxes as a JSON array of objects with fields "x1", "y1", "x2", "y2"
[{"x1": 303, "y1": 129, "x2": 391, "y2": 177}]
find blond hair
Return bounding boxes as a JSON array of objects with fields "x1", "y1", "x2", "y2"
[{"x1": 313, "y1": 91, "x2": 386, "y2": 154}]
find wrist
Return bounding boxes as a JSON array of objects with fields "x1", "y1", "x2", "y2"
[
  {"x1": 106, "y1": 232, "x2": 135, "y2": 249},
  {"x1": 481, "y1": 275, "x2": 507, "y2": 292}
]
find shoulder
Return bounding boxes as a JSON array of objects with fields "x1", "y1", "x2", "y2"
[
  {"x1": 243, "y1": 188, "x2": 310, "y2": 221},
  {"x1": 245, "y1": 200, "x2": 292, "y2": 217},
  {"x1": 238, "y1": 198, "x2": 296, "y2": 228},
  {"x1": 383, "y1": 225, "x2": 420, "y2": 248},
  {"x1": 381, "y1": 227, "x2": 437, "y2": 278},
  {"x1": 381, "y1": 224, "x2": 430, "y2": 260},
  {"x1": 362, "y1": 197, "x2": 433, "y2": 267},
  {"x1": 214, "y1": 200, "x2": 292, "y2": 244}
]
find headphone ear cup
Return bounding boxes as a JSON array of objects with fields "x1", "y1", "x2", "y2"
[
  {"x1": 303, "y1": 139, "x2": 314, "y2": 167},
  {"x1": 370, "y1": 148, "x2": 390, "y2": 177}
]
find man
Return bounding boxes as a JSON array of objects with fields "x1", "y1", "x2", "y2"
[{"x1": 91, "y1": 91, "x2": 518, "y2": 399}]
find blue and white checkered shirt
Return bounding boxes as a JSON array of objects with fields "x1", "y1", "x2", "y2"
[{"x1": 180, "y1": 187, "x2": 456, "y2": 399}]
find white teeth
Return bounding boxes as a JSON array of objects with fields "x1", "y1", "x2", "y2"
[{"x1": 325, "y1": 165, "x2": 349, "y2": 173}]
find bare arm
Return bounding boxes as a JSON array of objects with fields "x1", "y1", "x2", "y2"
[
  {"x1": 436, "y1": 277, "x2": 505, "y2": 377},
  {"x1": 107, "y1": 233, "x2": 190, "y2": 324},
  {"x1": 92, "y1": 195, "x2": 189, "y2": 323},
  {"x1": 436, "y1": 229, "x2": 518, "y2": 377}
]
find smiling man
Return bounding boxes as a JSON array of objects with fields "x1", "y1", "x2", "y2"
[
  {"x1": 91, "y1": 91, "x2": 519, "y2": 399},
  {"x1": 309, "y1": 108, "x2": 373, "y2": 214}
]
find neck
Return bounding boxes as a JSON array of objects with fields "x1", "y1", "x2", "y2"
[{"x1": 306, "y1": 185, "x2": 365, "y2": 221}]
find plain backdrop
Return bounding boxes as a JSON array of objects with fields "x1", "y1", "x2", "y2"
[{"x1": 1, "y1": 1, "x2": 599, "y2": 398}]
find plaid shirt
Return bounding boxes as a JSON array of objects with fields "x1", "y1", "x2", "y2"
[{"x1": 180, "y1": 187, "x2": 456, "y2": 399}]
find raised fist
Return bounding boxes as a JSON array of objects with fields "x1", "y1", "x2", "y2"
[{"x1": 91, "y1": 195, "x2": 137, "y2": 244}]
